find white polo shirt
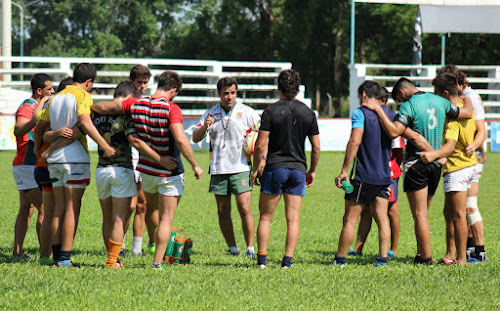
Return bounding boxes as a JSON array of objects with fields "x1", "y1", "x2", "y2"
[
  {"x1": 462, "y1": 87, "x2": 484, "y2": 121},
  {"x1": 197, "y1": 101, "x2": 260, "y2": 175}
]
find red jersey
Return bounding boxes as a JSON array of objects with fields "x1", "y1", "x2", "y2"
[
  {"x1": 122, "y1": 96, "x2": 183, "y2": 177},
  {"x1": 13, "y1": 99, "x2": 38, "y2": 166}
]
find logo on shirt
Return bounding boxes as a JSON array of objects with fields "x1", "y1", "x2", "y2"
[{"x1": 236, "y1": 112, "x2": 242, "y2": 119}]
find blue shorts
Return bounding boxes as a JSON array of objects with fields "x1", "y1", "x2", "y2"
[
  {"x1": 389, "y1": 177, "x2": 399, "y2": 203},
  {"x1": 260, "y1": 168, "x2": 306, "y2": 196}
]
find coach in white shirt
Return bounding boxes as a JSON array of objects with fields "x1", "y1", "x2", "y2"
[{"x1": 192, "y1": 77, "x2": 260, "y2": 258}]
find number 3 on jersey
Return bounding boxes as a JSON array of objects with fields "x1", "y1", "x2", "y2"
[{"x1": 427, "y1": 108, "x2": 437, "y2": 129}]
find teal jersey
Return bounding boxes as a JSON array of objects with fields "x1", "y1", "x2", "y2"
[{"x1": 395, "y1": 92, "x2": 459, "y2": 162}]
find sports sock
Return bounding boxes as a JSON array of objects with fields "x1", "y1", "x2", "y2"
[
  {"x1": 334, "y1": 254, "x2": 346, "y2": 265},
  {"x1": 257, "y1": 250, "x2": 267, "y2": 266},
  {"x1": 467, "y1": 237, "x2": 475, "y2": 248},
  {"x1": 132, "y1": 236, "x2": 143, "y2": 254},
  {"x1": 282, "y1": 254, "x2": 293, "y2": 268},
  {"x1": 52, "y1": 244, "x2": 61, "y2": 262},
  {"x1": 106, "y1": 239, "x2": 122, "y2": 268},
  {"x1": 121, "y1": 233, "x2": 126, "y2": 252},
  {"x1": 228, "y1": 246, "x2": 239, "y2": 255},
  {"x1": 376, "y1": 256, "x2": 388, "y2": 263},
  {"x1": 246, "y1": 246, "x2": 255, "y2": 253}
]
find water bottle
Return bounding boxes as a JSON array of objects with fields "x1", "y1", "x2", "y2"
[
  {"x1": 341, "y1": 180, "x2": 354, "y2": 194},
  {"x1": 182, "y1": 238, "x2": 193, "y2": 264},
  {"x1": 171, "y1": 237, "x2": 184, "y2": 264},
  {"x1": 165, "y1": 228, "x2": 177, "y2": 256}
]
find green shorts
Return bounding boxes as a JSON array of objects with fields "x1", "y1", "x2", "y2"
[{"x1": 209, "y1": 171, "x2": 252, "y2": 195}]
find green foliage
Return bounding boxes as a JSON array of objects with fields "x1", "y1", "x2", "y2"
[{"x1": 0, "y1": 150, "x2": 499, "y2": 309}]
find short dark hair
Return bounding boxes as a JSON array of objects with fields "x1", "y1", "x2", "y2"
[
  {"x1": 114, "y1": 81, "x2": 137, "y2": 99},
  {"x1": 438, "y1": 64, "x2": 468, "y2": 86},
  {"x1": 357, "y1": 80, "x2": 382, "y2": 100},
  {"x1": 130, "y1": 64, "x2": 151, "y2": 81},
  {"x1": 30, "y1": 73, "x2": 53, "y2": 94},
  {"x1": 57, "y1": 76, "x2": 73, "y2": 93},
  {"x1": 392, "y1": 77, "x2": 415, "y2": 103},
  {"x1": 380, "y1": 86, "x2": 390, "y2": 103},
  {"x1": 432, "y1": 72, "x2": 458, "y2": 96},
  {"x1": 157, "y1": 71, "x2": 182, "y2": 92},
  {"x1": 73, "y1": 63, "x2": 97, "y2": 83},
  {"x1": 278, "y1": 69, "x2": 300, "y2": 99},
  {"x1": 217, "y1": 77, "x2": 238, "y2": 92}
]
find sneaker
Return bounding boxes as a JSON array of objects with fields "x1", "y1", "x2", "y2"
[
  {"x1": 348, "y1": 249, "x2": 363, "y2": 257},
  {"x1": 257, "y1": 254, "x2": 267, "y2": 268},
  {"x1": 227, "y1": 249, "x2": 240, "y2": 256},
  {"x1": 245, "y1": 250, "x2": 255, "y2": 259},
  {"x1": 437, "y1": 258, "x2": 457, "y2": 265},
  {"x1": 148, "y1": 243, "x2": 156, "y2": 255},
  {"x1": 152, "y1": 264, "x2": 167, "y2": 270},
  {"x1": 334, "y1": 254, "x2": 346, "y2": 267},
  {"x1": 281, "y1": 256, "x2": 293, "y2": 269},
  {"x1": 388, "y1": 250, "x2": 395, "y2": 258},
  {"x1": 11, "y1": 253, "x2": 31, "y2": 261},
  {"x1": 58, "y1": 260, "x2": 75, "y2": 267},
  {"x1": 374, "y1": 260, "x2": 387, "y2": 268}
]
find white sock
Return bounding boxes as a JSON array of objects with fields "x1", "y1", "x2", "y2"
[
  {"x1": 132, "y1": 236, "x2": 143, "y2": 254},
  {"x1": 229, "y1": 246, "x2": 238, "y2": 254},
  {"x1": 121, "y1": 234, "x2": 126, "y2": 251},
  {"x1": 246, "y1": 246, "x2": 255, "y2": 253}
]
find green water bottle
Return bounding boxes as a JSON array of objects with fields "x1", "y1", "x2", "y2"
[
  {"x1": 182, "y1": 238, "x2": 193, "y2": 264},
  {"x1": 341, "y1": 180, "x2": 354, "y2": 194},
  {"x1": 165, "y1": 228, "x2": 177, "y2": 256},
  {"x1": 171, "y1": 237, "x2": 184, "y2": 264}
]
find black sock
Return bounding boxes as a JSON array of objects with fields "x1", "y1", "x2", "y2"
[
  {"x1": 467, "y1": 238, "x2": 475, "y2": 248},
  {"x1": 335, "y1": 254, "x2": 346, "y2": 264},
  {"x1": 52, "y1": 245, "x2": 61, "y2": 261},
  {"x1": 376, "y1": 256, "x2": 388, "y2": 263},
  {"x1": 59, "y1": 251, "x2": 72, "y2": 262},
  {"x1": 257, "y1": 254, "x2": 267, "y2": 266},
  {"x1": 282, "y1": 255, "x2": 293, "y2": 268}
]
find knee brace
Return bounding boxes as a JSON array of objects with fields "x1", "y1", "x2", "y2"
[{"x1": 466, "y1": 197, "x2": 482, "y2": 226}]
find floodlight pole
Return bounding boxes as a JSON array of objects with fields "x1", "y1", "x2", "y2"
[
  {"x1": 350, "y1": 0, "x2": 355, "y2": 65},
  {"x1": 11, "y1": 1, "x2": 23, "y2": 68},
  {"x1": 1, "y1": 0, "x2": 13, "y2": 82}
]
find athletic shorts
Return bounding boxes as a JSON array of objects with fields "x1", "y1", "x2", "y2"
[
  {"x1": 12, "y1": 165, "x2": 38, "y2": 191},
  {"x1": 260, "y1": 168, "x2": 306, "y2": 196},
  {"x1": 388, "y1": 177, "x2": 399, "y2": 203},
  {"x1": 443, "y1": 166, "x2": 476, "y2": 193},
  {"x1": 209, "y1": 171, "x2": 252, "y2": 195},
  {"x1": 48, "y1": 163, "x2": 90, "y2": 189},
  {"x1": 141, "y1": 173, "x2": 184, "y2": 196},
  {"x1": 345, "y1": 179, "x2": 390, "y2": 205},
  {"x1": 472, "y1": 163, "x2": 483, "y2": 183},
  {"x1": 34, "y1": 166, "x2": 52, "y2": 191},
  {"x1": 403, "y1": 160, "x2": 441, "y2": 196},
  {"x1": 96, "y1": 166, "x2": 138, "y2": 200}
]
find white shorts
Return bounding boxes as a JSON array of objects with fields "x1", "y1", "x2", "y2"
[
  {"x1": 96, "y1": 166, "x2": 138, "y2": 200},
  {"x1": 472, "y1": 163, "x2": 483, "y2": 183},
  {"x1": 443, "y1": 166, "x2": 476, "y2": 193},
  {"x1": 141, "y1": 173, "x2": 184, "y2": 196},
  {"x1": 12, "y1": 165, "x2": 38, "y2": 191},
  {"x1": 48, "y1": 163, "x2": 90, "y2": 189}
]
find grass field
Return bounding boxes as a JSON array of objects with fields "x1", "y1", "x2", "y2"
[{"x1": 0, "y1": 150, "x2": 499, "y2": 310}]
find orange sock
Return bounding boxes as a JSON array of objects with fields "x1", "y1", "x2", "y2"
[
  {"x1": 258, "y1": 250, "x2": 267, "y2": 256},
  {"x1": 284, "y1": 253, "x2": 293, "y2": 257},
  {"x1": 106, "y1": 239, "x2": 122, "y2": 268}
]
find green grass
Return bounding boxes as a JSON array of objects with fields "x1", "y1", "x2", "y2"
[{"x1": 0, "y1": 150, "x2": 499, "y2": 310}]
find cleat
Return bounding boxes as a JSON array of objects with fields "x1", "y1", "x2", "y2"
[
  {"x1": 348, "y1": 249, "x2": 363, "y2": 257},
  {"x1": 148, "y1": 243, "x2": 156, "y2": 255},
  {"x1": 334, "y1": 254, "x2": 346, "y2": 267},
  {"x1": 437, "y1": 258, "x2": 457, "y2": 265},
  {"x1": 227, "y1": 249, "x2": 240, "y2": 256},
  {"x1": 374, "y1": 260, "x2": 387, "y2": 268},
  {"x1": 58, "y1": 259, "x2": 75, "y2": 267},
  {"x1": 245, "y1": 250, "x2": 255, "y2": 259},
  {"x1": 413, "y1": 253, "x2": 423, "y2": 264},
  {"x1": 388, "y1": 250, "x2": 395, "y2": 258},
  {"x1": 467, "y1": 257, "x2": 483, "y2": 264},
  {"x1": 152, "y1": 264, "x2": 167, "y2": 270}
]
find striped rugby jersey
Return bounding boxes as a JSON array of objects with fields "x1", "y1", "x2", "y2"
[{"x1": 122, "y1": 96, "x2": 184, "y2": 177}]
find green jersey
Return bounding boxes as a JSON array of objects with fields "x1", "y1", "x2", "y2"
[
  {"x1": 92, "y1": 112, "x2": 136, "y2": 168},
  {"x1": 395, "y1": 92, "x2": 459, "y2": 162}
]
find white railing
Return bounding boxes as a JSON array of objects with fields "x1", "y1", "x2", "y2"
[
  {"x1": 0, "y1": 56, "x2": 311, "y2": 115},
  {"x1": 349, "y1": 63, "x2": 500, "y2": 118}
]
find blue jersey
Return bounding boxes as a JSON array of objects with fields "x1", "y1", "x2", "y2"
[{"x1": 350, "y1": 106, "x2": 395, "y2": 185}]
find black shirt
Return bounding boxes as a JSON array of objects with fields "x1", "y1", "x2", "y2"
[{"x1": 260, "y1": 99, "x2": 319, "y2": 172}]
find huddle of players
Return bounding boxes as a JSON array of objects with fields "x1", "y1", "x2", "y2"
[
  {"x1": 13, "y1": 62, "x2": 486, "y2": 269},
  {"x1": 334, "y1": 65, "x2": 487, "y2": 267}
]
